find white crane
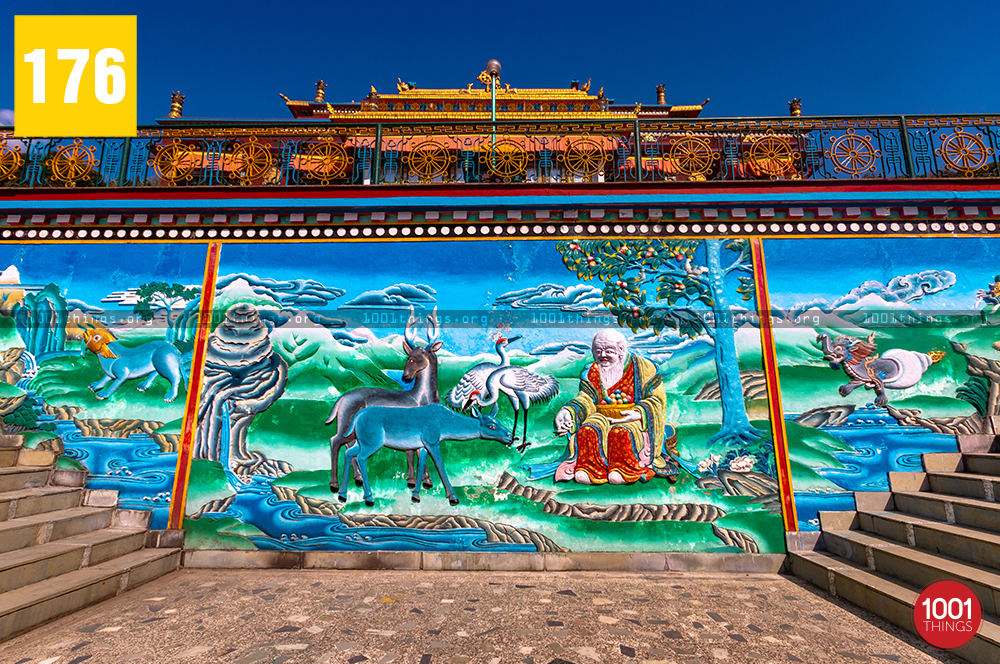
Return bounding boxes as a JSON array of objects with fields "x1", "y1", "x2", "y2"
[
  {"x1": 446, "y1": 334, "x2": 522, "y2": 412},
  {"x1": 465, "y1": 362, "x2": 559, "y2": 453}
]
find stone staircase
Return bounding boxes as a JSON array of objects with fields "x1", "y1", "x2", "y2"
[
  {"x1": 0, "y1": 434, "x2": 181, "y2": 642},
  {"x1": 790, "y1": 451, "x2": 1000, "y2": 664}
]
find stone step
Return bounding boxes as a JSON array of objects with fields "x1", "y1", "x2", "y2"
[
  {"x1": 0, "y1": 436, "x2": 24, "y2": 450},
  {"x1": 0, "y1": 487, "x2": 82, "y2": 522},
  {"x1": 965, "y1": 454, "x2": 1000, "y2": 478},
  {"x1": 0, "y1": 467, "x2": 49, "y2": 493},
  {"x1": 922, "y1": 452, "x2": 964, "y2": 473},
  {"x1": 0, "y1": 506, "x2": 113, "y2": 555},
  {"x1": 15, "y1": 448, "x2": 56, "y2": 468},
  {"x1": 858, "y1": 510, "x2": 1000, "y2": 571},
  {"x1": 0, "y1": 449, "x2": 17, "y2": 468},
  {"x1": 927, "y1": 471, "x2": 1000, "y2": 502},
  {"x1": 0, "y1": 547, "x2": 180, "y2": 642},
  {"x1": 823, "y1": 528, "x2": 1000, "y2": 616},
  {"x1": 893, "y1": 491, "x2": 1000, "y2": 532},
  {"x1": 789, "y1": 550, "x2": 1000, "y2": 664},
  {"x1": 0, "y1": 528, "x2": 146, "y2": 595}
]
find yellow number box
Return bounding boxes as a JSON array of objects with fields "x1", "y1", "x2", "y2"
[{"x1": 14, "y1": 15, "x2": 137, "y2": 137}]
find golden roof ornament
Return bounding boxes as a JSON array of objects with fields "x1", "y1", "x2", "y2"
[
  {"x1": 789, "y1": 98, "x2": 802, "y2": 116},
  {"x1": 168, "y1": 91, "x2": 185, "y2": 119},
  {"x1": 656, "y1": 84, "x2": 666, "y2": 105},
  {"x1": 314, "y1": 80, "x2": 327, "y2": 103},
  {"x1": 275, "y1": 65, "x2": 706, "y2": 121}
]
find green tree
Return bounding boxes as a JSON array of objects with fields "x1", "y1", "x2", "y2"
[
  {"x1": 133, "y1": 282, "x2": 200, "y2": 343},
  {"x1": 558, "y1": 238, "x2": 761, "y2": 446}
]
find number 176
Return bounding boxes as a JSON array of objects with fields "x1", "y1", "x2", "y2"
[{"x1": 23, "y1": 48, "x2": 127, "y2": 105}]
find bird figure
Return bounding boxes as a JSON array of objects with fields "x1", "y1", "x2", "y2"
[
  {"x1": 446, "y1": 333, "x2": 523, "y2": 413},
  {"x1": 467, "y1": 363, "x2": 559, "y2": 453}
]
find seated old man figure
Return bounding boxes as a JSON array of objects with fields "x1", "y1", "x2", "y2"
[{"x1": 554, "y1": 329, "x2": 676, "y2": 485}]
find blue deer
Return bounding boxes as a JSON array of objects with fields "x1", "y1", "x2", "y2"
[
  {"x1": 338, "y1": 403, "x2": 510, "y2": 507},
  {"x1": 81, "y1": 328, "x2": 186, "y2": 402}
]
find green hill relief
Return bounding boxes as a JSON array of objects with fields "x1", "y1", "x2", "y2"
[{"x1": 183, "y1": 517, "x2": 263, "y2": 550}]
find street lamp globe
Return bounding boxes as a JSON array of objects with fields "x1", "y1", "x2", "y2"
[{"x1": 486, "y1": 59, "x2": 501, "y2": 78}]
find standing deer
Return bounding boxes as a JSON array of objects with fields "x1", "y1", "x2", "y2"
[
  {"x1": 326, "y1": 307, "x2": 441, "y2": 493},
  {"x1": 338, "y1": 403, "x2": 510, "y2": 506}
]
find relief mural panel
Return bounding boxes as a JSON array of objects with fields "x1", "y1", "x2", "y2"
[
  {"x1": 766, "y1": 238, "x2": 999, "y2": 531},
  {"x1": 0, "y1": 243, "x2": 209, "y2": 528},
  {"x1": 186, "y1": 239, "x2": 783, "y2": 553},
  {"x1": 0, "y1": 238, "x2": 785, "y2": 553}
]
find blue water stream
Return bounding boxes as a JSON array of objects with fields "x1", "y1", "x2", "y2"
[
  {"x1": 36, "y1": 386, "x2": 533, "y2": 550},
  {"x1": 791, "y1": 404, "x2": 959, "y2": 531}
]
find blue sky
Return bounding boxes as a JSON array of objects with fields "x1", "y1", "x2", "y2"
[{"x1": 4, "y1": 1, "x2": 1000, "y2": 125}]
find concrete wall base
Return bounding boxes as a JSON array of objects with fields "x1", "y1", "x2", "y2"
[{"x1": 181, "y1": 550, "x2": 787, "y2": 573}]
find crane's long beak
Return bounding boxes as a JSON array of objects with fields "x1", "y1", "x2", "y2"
[{"x1": 506, "y1": 335, "x2": 522, "y2": 344}]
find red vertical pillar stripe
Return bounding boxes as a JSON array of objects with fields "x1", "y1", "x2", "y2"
[
  {"x1": 750, "y1": 238, "x2": 798, "y2": 532},
  {"x1": 167, "y1": 242, "x2": 221, "y2": 530}
]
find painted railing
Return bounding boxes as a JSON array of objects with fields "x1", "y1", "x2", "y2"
[{"x1": 1, "y1": 115, "x2": 998, "y2": 188}]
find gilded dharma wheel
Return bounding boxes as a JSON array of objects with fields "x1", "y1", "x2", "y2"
[
  {"x1": 559, "y1": 136, "x2": 607, "y2": 179},
  {"x1": 0, "y1": 139, "x2": 23, "y2": 182},
  {"x1": 746, "y1": 130, "x2": 798, "y2": 178},
  {"x1": 47, "y1": 139, "x2": 99, "y2": 187},
  {"x1": 149, "y1": 138, "x2": 197, "y2": 185},
  {"x1": 404, "y1": 140, "x2": 455, "y2": 183},
  {"x1": 228, "y1": 136, "x2": 274, "y2": 185},
  {"x1": 303, "y1": 140, "x2": 353, "y2": 184},
  {"x1": 482, "y1": 139, "x2": 532, "y2": 181},
  {"x1": 936, "y1": 127, "x2": 992, "y2": 175},
  {"x1": 829, "y1": 129, "x2": 880, "y2": 177},
  {"x1": 668, "y1": 133, "x2": 715, "y2": 178}
]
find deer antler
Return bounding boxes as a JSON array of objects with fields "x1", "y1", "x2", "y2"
[
  {"x1": 426, "y1": 306, "x2": 440, "y2": 346},
  {"x1": 404, "y1": 306, "x2": 418, "y2": 348}
]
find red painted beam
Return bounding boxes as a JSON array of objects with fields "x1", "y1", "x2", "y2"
[{"x1": 167, "y1": 242, "x2": 221, "y2": 530}]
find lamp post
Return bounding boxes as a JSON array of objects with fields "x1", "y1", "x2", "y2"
[{"x1": 486, "y1": 59, "x2": 501, "y2": 147}]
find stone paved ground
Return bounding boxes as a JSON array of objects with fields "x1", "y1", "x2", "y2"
[{"x1": 0, "y1": 570, "x2": 968, "y2": 664}]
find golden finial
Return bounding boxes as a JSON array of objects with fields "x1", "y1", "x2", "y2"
[
  {"x1": 369, "y1": 85, "x2": 378, "y2": 99},
  {"x1": 168, "y1": 91, "x2": 185, "y2": 119},
  {"x1": 314, "y1": 80, "x2": 327, "y2": 103},
  {"x1": 279, "y1": 93, "x2": 290, "y2": 102},
  {"x1": 597, "y1": 87, "x2": 604, "y2": 99},
  {"x1": 656, "y1": 84, "x2": 665, "y2": 105},
  {"x1": 788, "y1": 98, "x2": 802, "y2": 116},
  {"x1": 580, "y1": 78, "x2": 591, "y2": 93}
]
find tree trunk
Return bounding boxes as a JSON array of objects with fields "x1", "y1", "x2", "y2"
[{"x1": 704, "y1": 239, "x2": 763, "y2": 446}]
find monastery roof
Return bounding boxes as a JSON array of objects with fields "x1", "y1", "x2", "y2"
[{"x1": 278, "y1": 70, "x2": 708, "y2": 122}]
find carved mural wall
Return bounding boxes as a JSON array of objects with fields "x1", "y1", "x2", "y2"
[
  {"x1": 766, "y1": 238, "x2": 995, "y2": 531},
  {"x1": 5, "y1": 235, "x2": 908, "y2": 554}
]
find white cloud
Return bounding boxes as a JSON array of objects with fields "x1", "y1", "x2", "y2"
[{"x1": 0, "y1": 110, "x2": 12, "y2": 126}]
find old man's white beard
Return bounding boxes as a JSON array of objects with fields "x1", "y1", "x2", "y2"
[{"x1": 597, "y1": 360, "x2": 625, "y2": 390}]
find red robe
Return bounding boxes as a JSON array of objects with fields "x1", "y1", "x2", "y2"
[{"x1": 570, "y1": 358, "x2": 656, "y2": 484}]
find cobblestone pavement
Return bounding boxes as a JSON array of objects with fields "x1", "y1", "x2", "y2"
[{"x1": 0, "y1": 569, "x2": 968, "y2": 664}]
